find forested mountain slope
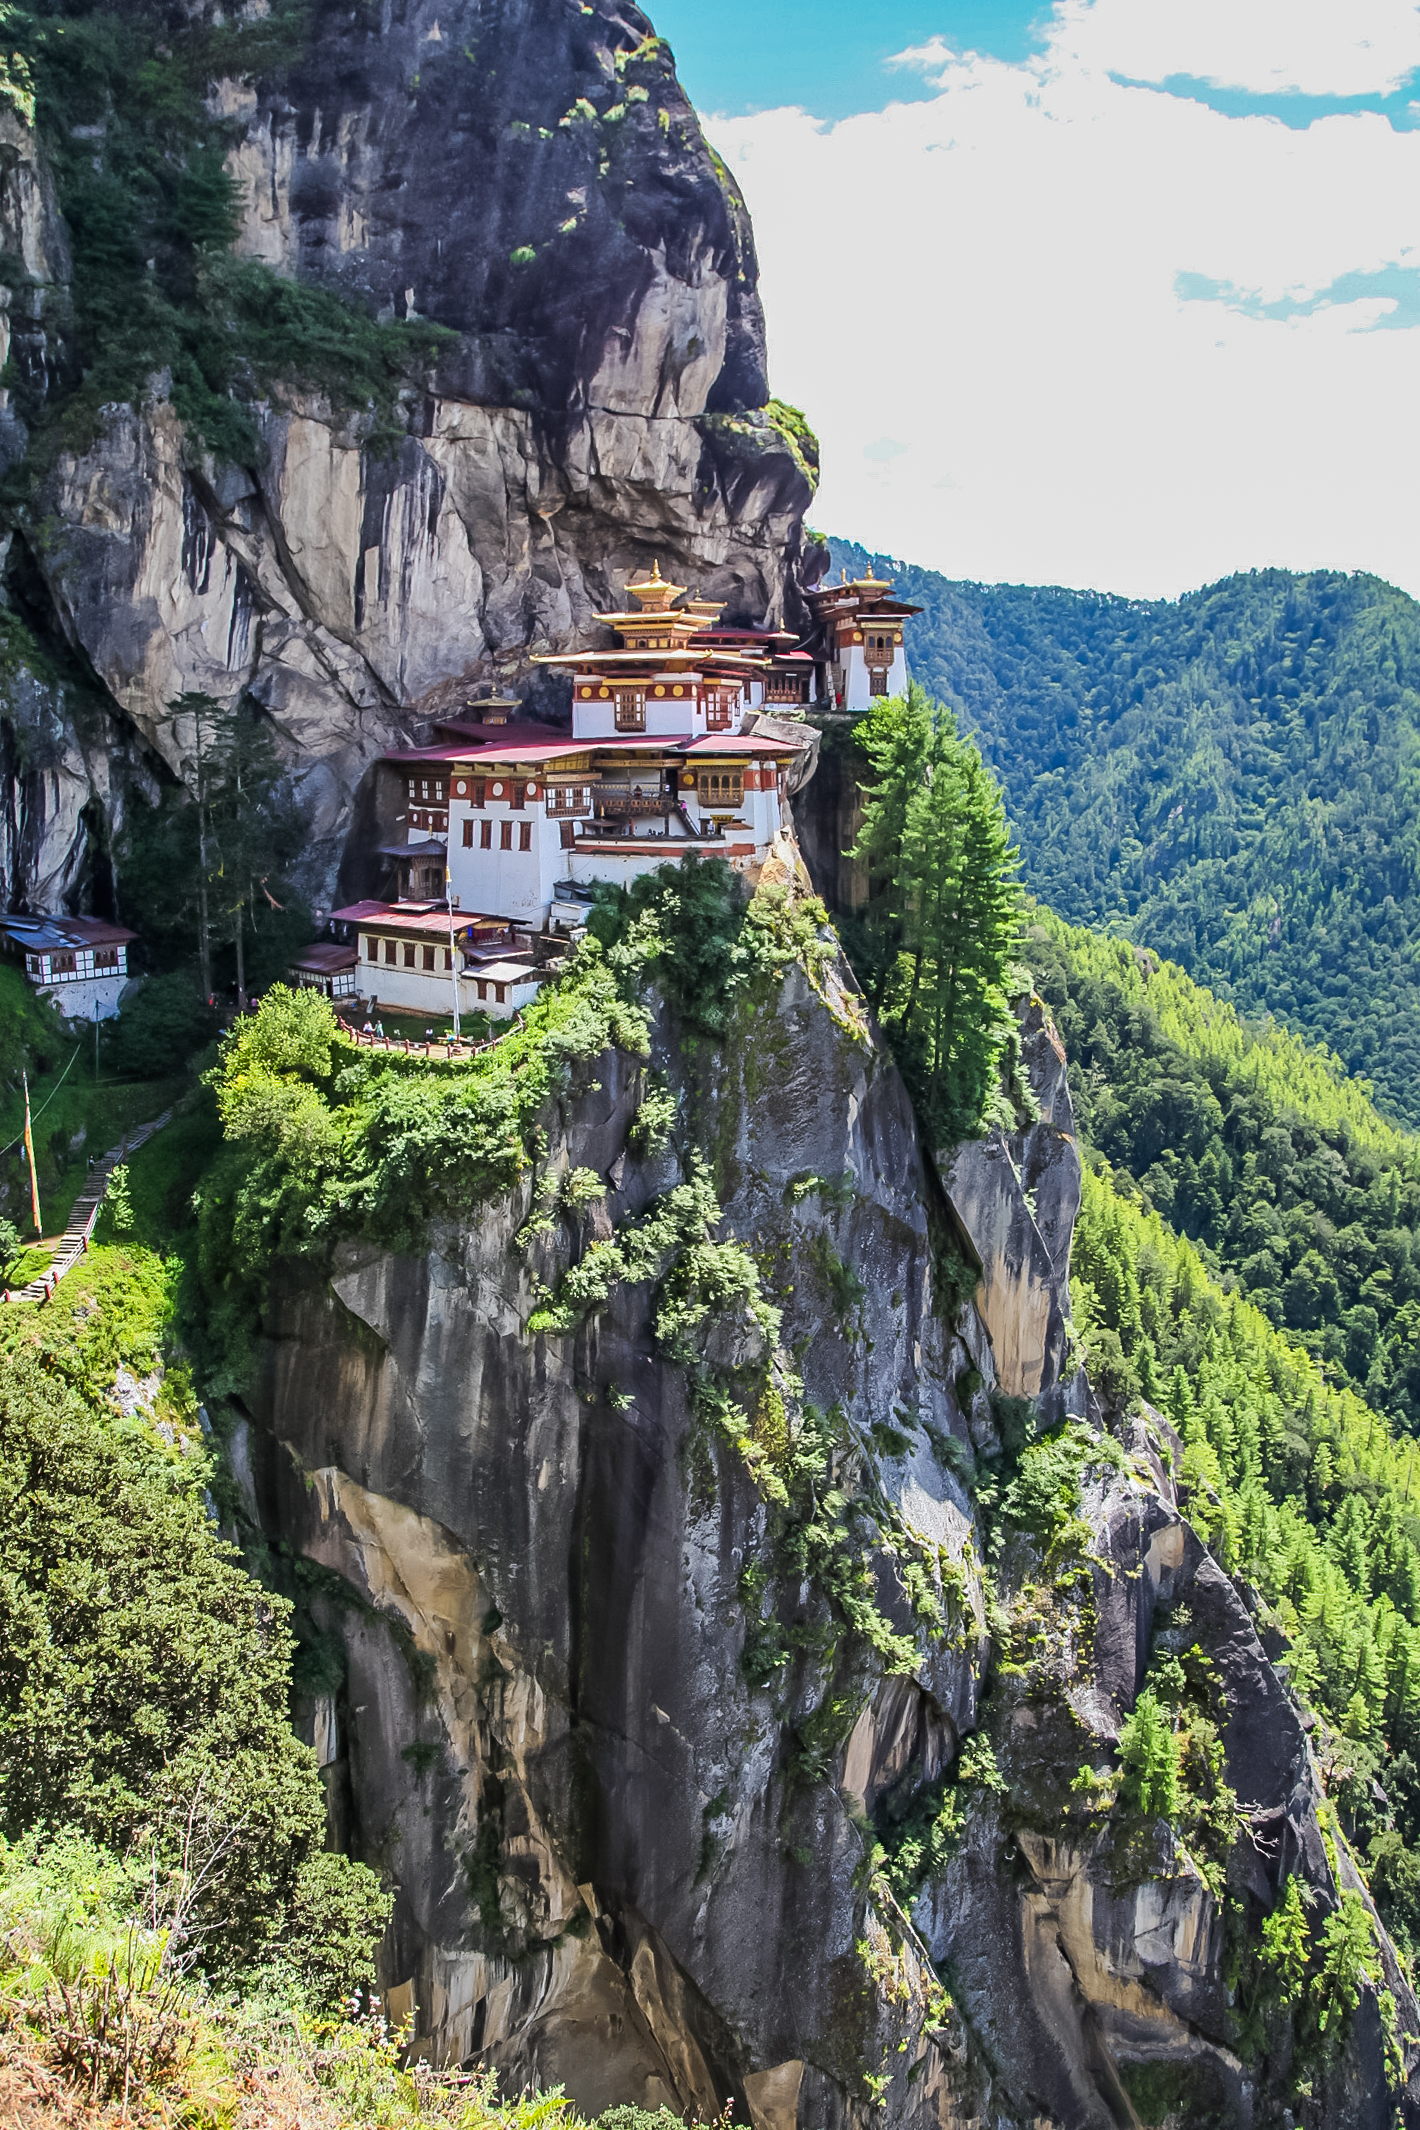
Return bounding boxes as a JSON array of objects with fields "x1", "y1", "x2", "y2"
[
  {"x1": 829, "y1": 538, "x2": 1420, "y2": 1126},
  {"x1": 1028, "y1": 914, "x2": 1420, "y2": 1432}
]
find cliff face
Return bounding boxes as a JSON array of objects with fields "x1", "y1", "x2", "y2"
[
  {"x1": 0, "y1": 0, "x2": 819, "y2": 912},
  {"x1": 233, "y1": 934, "x2": 1419, "y2": 2129}
]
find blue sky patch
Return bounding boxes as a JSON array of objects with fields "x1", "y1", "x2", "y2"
[
  {"x1": 1115, "y1": 70, "x2": 1420, "y2": 132},
  {"x1": 1176, "y1": 264, "x2": 1420, "y2": 332},
  {"x1": 650, "y1": 0, "x2": 1050, "y2": 120}
]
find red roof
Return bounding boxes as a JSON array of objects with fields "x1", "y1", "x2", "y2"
[
  {"x1": 289, "y1": 941, "x2": 358, "y2": 973},
  {"x1": 331, "y1": 901, "x2": 501, "y2": 936},
  {"x1": 449, "y1": 731, "x2": 802, "y2": 767},
  {"x1": 679, "y1": 733, "x2": 800, "y2": 756}
]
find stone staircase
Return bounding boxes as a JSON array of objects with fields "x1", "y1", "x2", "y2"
[{"x1": 6, "y1": 1108, "x2": 173, "y2": 1305}]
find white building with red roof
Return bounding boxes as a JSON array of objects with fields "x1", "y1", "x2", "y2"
[
  {"x1": 0, "y1": 913, "x2": 137, "y2": 1021},
  {"x1": 305, "y1": 562, "x2": 919, "y2": 992}
]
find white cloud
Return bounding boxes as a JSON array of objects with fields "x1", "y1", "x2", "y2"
[
  {"x1": 708, "y1": 4, "x2": 1420, "y2": 599},
  {"x1": 1053, "y1": 0, "x2": 1420, "y2": 98}
]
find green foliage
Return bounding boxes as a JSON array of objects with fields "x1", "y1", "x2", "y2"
[
  {"x1": 587, "y1": 855, "x2": 831, "y2": 1038},
  {"x1": 105, "y1": 973, "x2": 219, "y2": 1080},
  {"x1": 1028, "y1": 911, "x2": 1420, "y2": 1432},
  {"x1": 874, "y1": 1734, "x2": 1007, "y2": 1903},
  {"x1": 8, "y1": 3, "x2": 448, "y2": 467},
  {"x1": 0, "y1": 963, "x2": 68, "y2": 1089},
  {"x1": 118, "y1": 692, "x2": 311, "y2": 998},
  {"x1": 0, "y1": 1344, "x2": 385, "y2": 1985},
  {"x1": 1315, "y1": 1888, "x2": 1382, "y2": 2034},
  {"x1": 848, "y1": 683, "x2": 1023, "y2": 1143},
  {"x1": 1117, "y1": 1689, "x2": 1180, "y2": 1822},
  {"x1": 831, "y1": 540, "x2": 1420, "y2": 1128},
  {"x1": 1073, "y1": 1163, "x2": 1420, "y2": 1773},
  {"x1": 276, "y1": 1849, "x2": 393, "y2": 2014},
  {"x1": 1117, "y1": 2058, "x2": 1231, "y2": 2129},
  {"x1": 0, "y1": 1828, "x2": 602, "y2": 2127},
  {"x1": 763, "y1": 398, "x2": 820, "y2": 490},
  {"x1": 628, "y1": 1072, "x2": 676, "y2": 1155},
  {"x1": 997, "y1": 1421, "x2": 1119, "y2": 1549},
  {"x1": 1259, "y1": 1874, "x2": 1313, "y2": 2003},
  {"x1": 101, "y1": 1161, "x2": 133, "y2": 1235}
]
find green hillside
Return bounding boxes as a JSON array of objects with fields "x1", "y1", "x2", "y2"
[
  {"x1": 828, "y1": 539, "x2": 1420, "y2": 1127},
  {"x1": 1025, "y1": 913, "x2": 1420, "y2": 1432}
]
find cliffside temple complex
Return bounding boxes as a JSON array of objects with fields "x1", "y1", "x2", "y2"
[
  {"x1": 805, "y1": 568, "x2": 921, "y2": 712},
  {"x1": 310, "y1": 563, "x2": 920, "y2": 1021}
]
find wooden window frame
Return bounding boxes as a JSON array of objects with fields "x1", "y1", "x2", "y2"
[
  {"x1": 500, "y1": 821, "x2": 513, "y2": 851},
  {"x1": 481, "y1": 820, "x2": 493, "y2": 850},
  {"x1": 519, "y1": 821, "x2": 532, "y2": 852}
]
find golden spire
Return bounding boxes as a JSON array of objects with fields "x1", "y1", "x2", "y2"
[{"x1": 625, "y1": 557, "x2": 687, "y2": 613}]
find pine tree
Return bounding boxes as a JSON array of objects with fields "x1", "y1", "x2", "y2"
[{"x1": 850, "y1": 684, "x2": 1022, "y2": 1143}]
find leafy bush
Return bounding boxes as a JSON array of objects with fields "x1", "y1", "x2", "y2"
[
  {"x1": 587, "y1": 855, "x2": 830, "y2": 1038},
  {"x1": 105, "y1": 973, "x2": 219, "y2": 1080},
  {"x1": 0, "y1": 1348, "x2": 385, "y2": 1987},
  {"x1": 1117, "y1": 1690, "x2": 1180, "y2": 1822}
]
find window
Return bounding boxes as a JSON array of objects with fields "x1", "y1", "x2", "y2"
[
  {"x1": 420, "y1": 780, "x2": 430, "y2": 800},
  {"x1": 403, "y1": 943, "x2": 416, "y2": 966},
  {"x1": 481, "y1": 820, "x2": 492, "y2": 850},
  {"x1": 500, "y1": 821, "x2": 512, "y2": 850},
  {"x1": 519, "y1": 822, "x2": 532, "y2": 852},
  {"x1": 509, "y1": 779, "x2": 524, "y2": 810},
  {"x1": 385, "y1": 939, "x2": 397, "y2": 964},
  {"x1": 477, "y1": 979, "x2": 487, "y2": 1001},
  {"x1": 444, "y1": 949, "x2": 453, "y2": 970},
  {"x1": 94, "y1": 948, "x2": 118, "y2": 971},
  {"x1": 407, "y1": 779, "x2": 417, "y2": 801},
  {"x1": 366, "y1": 936, "x2": 378, "y2": 961},
  {"x1": 472, "y1": 780, "x2": 486, "y2": 808},
  {"x1": 434, "y1": 779, "x2": 445, "y2": 801},
  {"x1": 495, "y1": 983, "x2": 506, "y2": 1004},
  {"x1": 697, "y1": 770, "x2": 743, "y2": 806},
  {"x1": 462, "y1": 818, "x2": 474, "y2": 847},
  {"x1": 51, "y1": 952, "x2": 76, "y2": 975},
  {"x1": 869, "y1": 671, "x2": 888, "y2": 696},
  {"x1": 423, "y1": 945, "x2": 436, "y2": 970},
  {"x1": 614, "y1": 690, "x2": 646, "y2": 732},
  {"x1": 561, "y1": 822, "x2": 575, "y2": 850}
]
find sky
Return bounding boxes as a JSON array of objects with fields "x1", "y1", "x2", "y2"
[{"x1": 649, "y1": 0, "x2": 1420, "y2": 601}]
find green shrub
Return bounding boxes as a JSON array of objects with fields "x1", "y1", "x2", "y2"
[
  {"x1": 0, "y1": 1347, "x2": 382, "y2": 1984},
  {"x1": 1117, "y1": 1690, "x2": 1180, "y2": 1823},
  {"x1": 105, "y1": 974, "x2": 218, "y2": 1080}
]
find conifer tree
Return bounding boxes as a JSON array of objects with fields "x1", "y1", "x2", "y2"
[{"x1": 850, "y1": 682, "x2": 1023, "y2": 1142}]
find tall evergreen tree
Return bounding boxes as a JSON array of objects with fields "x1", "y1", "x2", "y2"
[
  {"x1": 850, "y1": 683, "x2": 1022, "y2": 1141},
  {"x1": 119, "y1": 692, "x2": 308, "y2": 999}
]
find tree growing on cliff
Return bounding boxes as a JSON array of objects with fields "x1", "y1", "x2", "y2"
[
  {"x1": 120, "y1": 692, "x2": 308, "y2": 1003},
  {"x1": 850, "y1": 683, "x2": 1022, "y2": 1142}
]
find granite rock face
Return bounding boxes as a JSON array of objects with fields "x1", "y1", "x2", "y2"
[
  {"x1": 233, "y1": 947, "x2": 1419, "y2": 2128},
  {"x1": 942, "y1": 993, "x2": 1083, "y2": 1404},
  {"x1": 242, "y1": 955, "x2": 992, "y2": 2122},
  {"x1": 0, "y1": 0, "x2": 820, "y2": 912}
]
